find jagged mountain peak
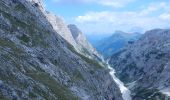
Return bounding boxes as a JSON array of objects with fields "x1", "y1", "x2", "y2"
[
  {"x1": 45, "y1": 13, "x2": 103, "y2": 62},
  {"x1": 45, "y1": 12, "x2": 78, "y2": 48}
]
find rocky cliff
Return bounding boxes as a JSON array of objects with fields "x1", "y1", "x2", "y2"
[
  {"x1": 109, "y1": 29, "x2": 170, "y2": 100},
  {"x1": 68, "y1": 24, "x2": 104, "y2": 62},
  {"x1": 45, "y1": 13, "x2": 77, "y2": 49},
  {"x1": 0, "y1": 0, "x2": 123, "y2": 100},
  {"x1": 46, "y1": 12, "x2": 103, "y2": 63}
]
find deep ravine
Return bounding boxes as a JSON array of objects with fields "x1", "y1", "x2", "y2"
[{"x1": 107, "y1": 61, "x2": 132, "y2": 100}]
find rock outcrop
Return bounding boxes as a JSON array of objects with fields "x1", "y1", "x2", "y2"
[
  {"x1": 46, "y1": 13, "x2": 77, "y2": 49},
  {"x1": 109, "y1": 29, "x2": 170, "y2": 100},
  {"x1": 0, "y1": 0, "x2": 123, "y2": 100}
]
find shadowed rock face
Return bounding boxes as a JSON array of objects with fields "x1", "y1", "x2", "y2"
[
  {"x1": 0, "y1": 0, "x2": 123, "y2": 100},
  {"x1": 68, "y1": 24, "x2": 82, "y2": 40},
  {"x1": 109, "y1": 29, "x2": 170, "y2": 100}
]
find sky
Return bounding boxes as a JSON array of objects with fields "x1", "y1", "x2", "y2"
[{"x1": 44, "y1": 0, "x2": 170, "y2": 35}]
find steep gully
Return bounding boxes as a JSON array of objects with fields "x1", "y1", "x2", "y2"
[{"x1": 106, "y1": 60, "x2": 132, "y2": 100}]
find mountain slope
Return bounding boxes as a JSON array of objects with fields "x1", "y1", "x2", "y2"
[
  {"x1": 46, "y1": 13, "x2": 103, "y2": 63},
  {"x1": 0, "y1": 0, "x2": 123, "y2": 100},
  {"x1": 109, "y1": 29, "x2": 170, "y2": 99},
  {"x1": 86, "y1": 34, "x2": 111, "y2": 47},
  {"x1": 68, "y1": 24, "x2": 104, "y2": 62},
  {"x1": 45, "y1": 13, "x2": 78, "y2": 49},
  {"x1": 93, "y1": 31, "x2": 141, "y2": 58}
]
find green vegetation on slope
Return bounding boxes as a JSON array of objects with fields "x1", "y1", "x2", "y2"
[
  {"x1": 68, "y1": 44, "x2": 103, "y2": 69},
  {"x1": 28, "y1": 73, "x2": 78, "y2": 100},
  {"x1": 133, "y1": 88, "x2": 166, "y2": 100},
  {"x1": 0, "y1": 92, "x2": 7, "y2": 100},
  {"x1": 0, "y1": 9, "x2": 49, "y2": 48}
]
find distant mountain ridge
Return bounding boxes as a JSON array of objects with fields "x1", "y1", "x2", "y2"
[
  {"x1": 86, "y1": 34, "x2": 111, "y2": 46},
  {"x1": 92, "y1": 31, "x2": 141, "y2": 58}
]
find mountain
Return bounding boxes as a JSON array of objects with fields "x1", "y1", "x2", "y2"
[
  {"x1": 46, "y1": 12, "x2": 77, "y2": 48},
  {"x1": 109, "y1": 29, "x2": 170, "y2": 99},
  {"x1": 93, "y1": 31, "x2": 141, "y2": 58},
  {"x1": 0, "y1": 0, "x2": 123, "y2": 100},
  {"x1": 68, "y1": 24, "x2": 104, "y2": 62},
  {"x1": 46, "y1": 13, "x2": 103, "y2": 62},
  {"x1": 86, "y1": 34, "x2": 111, "y2": 46}
]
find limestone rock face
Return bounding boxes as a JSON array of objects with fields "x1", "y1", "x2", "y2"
[
  {"x1": 46, "y1": 13, "x2": 77, "y2": 48},
  {"x1": 46, "y1": 14, "x2": 103, "y2": 63},
  {"x1": 68, "y1": 24, "x2": 104, "y2": 62},
  {"x1": 0, "y1": 0, "x2": 123, "y2": 100},
  {"x1": 109, "y1": 29, "x2": 170, "y2": 99}
]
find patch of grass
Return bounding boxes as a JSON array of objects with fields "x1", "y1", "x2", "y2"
[
  {"x1": 118, "y1": 62, "x2": 137, "y2": 83},
  {"x1": 0, "y1": 62, "x2": 28, "y2": 89},
  {"x1": 133, "y1": 88, "x2": 166, "y2": 100},
  {"x1": 68, "y1": 44, "x2": 103, "y2": 69},
  {"x1": 29, "y1": 92, "x2": 37, "y2": 98},
  {"x1": 28, "y1": 73, "x2": 78, "y2": 100},
  {"x1": 79, "y1": 53, "x2": 103, "y2": 68},
  {"x1": 0, "y1": 10, "x2": 50, "y2": 48},
  {"x1": 136, "y1": 88, "x2": 155, "y2": 97},
  {"x1": 0, "y1": 92, "x2": 7, "y2": 100},
  {"x1": 81, "y1": 48, "x2": 91, "y2": 56},
  {"x1": 73, "y1": 71, "x2": 85, "y2": 81},
  {"x1": 118, "y1": 73, "x2": 132, "y2": 84},
  {"x1": 14, "y1": 2, "x2": 27, "y2": 13},
  {"x1": 18, "y1": 34, "x2": 30, "y2": 43},
  {"x1": 0, "y1": 38, "x2": 23, "y2": 55},
  {"x1": 0, "y1": 10, "x2": 27, "y2": 32}
]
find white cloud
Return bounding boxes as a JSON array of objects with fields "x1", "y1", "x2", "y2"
[
  {"x1": 51, "y1": 0, "x2": 60, "y2": 2},
  {"x1": 139, "y1": 2, "x2": 167, "y2": 16},
  {"x1": 97, "y1": 0, "x2": 134, "y2": 7},
  {"x1": 50, "y1": 0, "x2": 134, "y2": 7},
  {"x1": 76, "y1": 11, "x2": 118, "y2": 23},
  {"x1": 75, "y1": 2, "x2": 170, "y2": 34},
  {"x1": 159, "y1": 12, "x2": 170, "y2": 21}
]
